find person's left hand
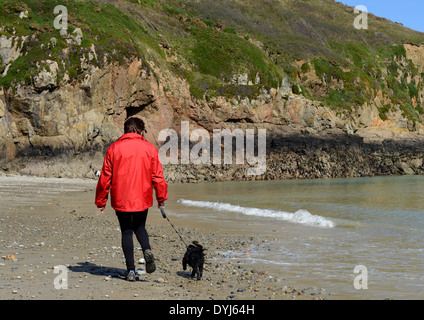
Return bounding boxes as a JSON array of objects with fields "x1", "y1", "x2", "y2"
[{"x1": 98, "y1": 206, "x2": 105, "y2": 214}]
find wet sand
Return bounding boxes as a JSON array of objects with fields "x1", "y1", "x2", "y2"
[{"x1": 0, "y1": 176, "x2": 330, "y2": 300}]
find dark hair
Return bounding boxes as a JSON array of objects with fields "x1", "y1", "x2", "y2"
[{"x1": 124, "y1": 117, "x2": 145, "y2": 135}]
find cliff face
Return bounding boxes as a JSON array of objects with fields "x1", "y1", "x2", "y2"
[
  {"x1": 2, "y1": 0, "x2": 424, "y2": 181},
  {"x1": 0, "y1": 52, "x2": 175, "y2": 177}
]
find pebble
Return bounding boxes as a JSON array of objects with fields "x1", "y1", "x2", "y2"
[
  {"x1": 156, "y1": 277, "x2": 165, "y2": 283},
  {"x1": 136, "y1": 269, "x2": 146, "y2": 275}
]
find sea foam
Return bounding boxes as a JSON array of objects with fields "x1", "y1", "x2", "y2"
[{"x1": 178, "y1": 199, "x2": 335, "y2": 228}]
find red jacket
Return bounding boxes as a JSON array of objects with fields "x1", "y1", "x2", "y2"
[{"x1": 95, "y1": 133, "x2": 168, "y2": 212}]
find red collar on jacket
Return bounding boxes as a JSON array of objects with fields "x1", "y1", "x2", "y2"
[{"x1": 117, "y1": 133, "x2": 146, "y2": 141}]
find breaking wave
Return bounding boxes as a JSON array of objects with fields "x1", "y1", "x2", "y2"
[{"x1": 178, "y1": 199, "x2": 335, "y2": 228}]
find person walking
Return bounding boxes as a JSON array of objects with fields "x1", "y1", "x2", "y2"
[{"x1": 95, "y1": 117, "x2": 168, "y2": 281}]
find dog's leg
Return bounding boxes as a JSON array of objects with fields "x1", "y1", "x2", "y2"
[
  {"x1": 182, "y1": 258, "x2": 187, "y2": 271},
  {"x1": 197, "y1": 264, "x2": 203, "y2": 280},
  {"x1": 191, "y1": 266, "x2": 199, "y2": 278}
]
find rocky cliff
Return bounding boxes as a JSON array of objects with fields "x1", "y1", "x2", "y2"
[{"x1": 1, "y1": 0, "x2": 424, "y2": 182}]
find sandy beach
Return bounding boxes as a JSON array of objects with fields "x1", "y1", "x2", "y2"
[{"x1": 0, "y1": 176, "x2": 330, "y2": 301}]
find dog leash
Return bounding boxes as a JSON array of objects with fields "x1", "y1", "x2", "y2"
[{"x1": 160, "y1": 206, "x2": 188, "y2": 248}]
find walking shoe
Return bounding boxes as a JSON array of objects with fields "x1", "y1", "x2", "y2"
[
  {"x1": 125, "y1": 269, "x2": 136, "y2": 281},
  {"x1": 144, "y1": 249, "x2": 156, "y2": 274}
]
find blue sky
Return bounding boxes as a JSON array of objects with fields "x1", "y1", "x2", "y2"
[{"x1": 336, "y1": 0, "x2": 424, "y2": 33}]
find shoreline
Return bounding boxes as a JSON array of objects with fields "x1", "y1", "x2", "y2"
[
  {"x1": 0, "y1": 176, "x2": 331, "y2": 300},
  {"x1": 2, "y1": 175, "x2": 421, "y2": 300},
  {"x1": 0, "y1": 214, "x2": 331, "y2": 301}
]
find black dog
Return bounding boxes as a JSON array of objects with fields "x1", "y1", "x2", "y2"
[{"x1": 182, "y1": 241, "x2": 205, "y2": 280}]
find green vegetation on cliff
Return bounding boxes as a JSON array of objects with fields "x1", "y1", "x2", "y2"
[
  {"x1": 0, "y1": 0, "x2": 162, "y2": 88},
  {"x1": 1, "y1": 0, "x2": 424, "y2": 122},
  {"x1": 165, "y1": 0, "x2": 424, "y2": 121}
]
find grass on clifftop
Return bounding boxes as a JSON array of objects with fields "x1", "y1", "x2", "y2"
[
  {"x1": 1, "y1": 0, "x2": 281, "y2": 102},
  {"x1": 180, "y1": 25, "x2": 283, "y2": 100},
  {"x1": 2, "y1": 0, "x2": 424, "y2": 122},
  {"x1": 174, "y1": 0, "x2": 424, "y2": 120},
  {"x1": 0, "y1": 0, "x2": 163, "y2": 88}
]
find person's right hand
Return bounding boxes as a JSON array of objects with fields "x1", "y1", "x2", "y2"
[{"x1": 158, "y1": 201, "x2": 165, "y2": 208}]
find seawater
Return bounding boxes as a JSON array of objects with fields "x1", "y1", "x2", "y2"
[
  {"x1": 1, "y1": 175, "x2": 423, "y2": 299},
  {"x1": 167, "y1": 176, "x2": 424, "y2": 300}
]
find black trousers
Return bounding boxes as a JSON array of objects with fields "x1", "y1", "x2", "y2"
[{"x1": 116, "y1": 210, "x2": 151, "y2": 271}]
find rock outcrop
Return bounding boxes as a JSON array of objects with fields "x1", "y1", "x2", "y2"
[{"x1": 2, "y1": 50, "x2": 424, "y2": 182}]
